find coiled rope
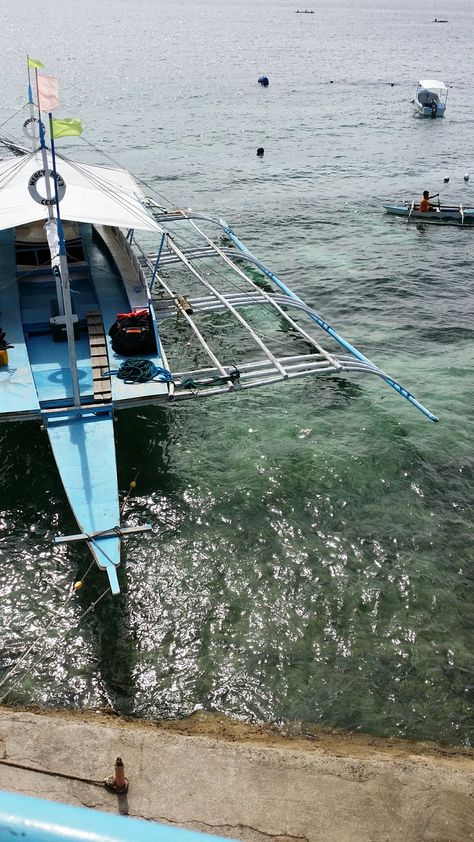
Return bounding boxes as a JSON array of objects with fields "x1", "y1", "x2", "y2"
[{"x1": 111, "y1": 359, "x2": 173, "y2": 384}]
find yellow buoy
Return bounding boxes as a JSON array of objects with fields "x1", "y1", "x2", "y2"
[
  {"x1": 73, "y1": 580, "x2": 84, "y2": 591},
  {"x1": 129, "y1": 480, "x2": 137, "y2": 489}
]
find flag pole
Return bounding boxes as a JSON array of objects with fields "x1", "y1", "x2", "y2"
[
  {"x1": 48, "y1": 112, "x2": 81, "y2": 408},
  {"x1": 33, "y1": 68, "x2": 64, "y2": 314},
  {"x1": 34, "y1": 68, "x2": 47, "y2": 151},
  {"x1": 26, "y1": 56, "x2": 36, "y2": 152}
]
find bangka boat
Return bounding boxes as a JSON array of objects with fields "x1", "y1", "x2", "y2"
[
  {"x1": 0, "y1": 66, "x2": 438, "y2": 596},
  {"x1": 413, "y1": 79, "x2": 448, "y2": 118},
  {"x1": 384, "y1": 201, "x2": 474, "y2": 225}
]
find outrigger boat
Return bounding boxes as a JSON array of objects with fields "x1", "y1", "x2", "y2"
[
  {"x1": 384, "y1": 201, "x2": 474, "y2": 225},
  {"x1": 0, "y1": 66, "x2": 438, "y2": 596}
]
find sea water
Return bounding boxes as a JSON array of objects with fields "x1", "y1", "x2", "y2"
[{"x1": 0, "y1": 0, "x2": 473, "y2": 745}]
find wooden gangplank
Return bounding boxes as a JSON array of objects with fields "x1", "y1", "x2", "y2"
[{"x1": 87, "y1": 311, "x2": 112, "y2": 402}]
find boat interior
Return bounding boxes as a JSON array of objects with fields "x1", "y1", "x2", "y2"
[{"x1": 0, "y1": 220, "x2": 168, "y2": 421}]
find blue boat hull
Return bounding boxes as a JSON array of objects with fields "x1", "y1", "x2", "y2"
[
  {"x1": 384, "y1": 204, "x2": 474, "y2": 225},
  {"x1": 46, "y1": 410, "x2": 121, "y2": 594}
]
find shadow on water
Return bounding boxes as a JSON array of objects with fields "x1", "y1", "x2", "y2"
[
  {"x1": 0, "y1": 407, "x2": 181, "y2": 716},
  {"x1": 69, "y1": 406, "x2": 182, "y2": 715}
]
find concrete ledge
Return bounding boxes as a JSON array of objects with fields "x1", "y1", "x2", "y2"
[{"x1": 0, "y1": 706, "x2": 473, "y2": 841}]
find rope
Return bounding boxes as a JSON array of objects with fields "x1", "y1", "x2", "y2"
[
  {"x1": 111, "y1": 358, "x2": 173, "y2": 385},
  {"x1": 176, "y1": 364, "x2": 240, "y2": 390},
  {"x1": 0, "y1": 759, "x2": 105, "y2": 788},
  {"x1": 0, "y1": 586, "x2": 111, "y2": 704},
  {"x1": 0, "y1": 101, "x2": 29, "y2": 131}
]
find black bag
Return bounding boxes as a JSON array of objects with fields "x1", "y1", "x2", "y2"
[{"x1": 108, "y1": 309, "x2": 157, "y2": 356}]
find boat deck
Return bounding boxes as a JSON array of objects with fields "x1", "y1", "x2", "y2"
[
  {"x1": 85, "y1": 224, "x2": 169, "y2": 406},
  {"x1": 26, "y1": 333, "x2": 94, "y2": 405},
  {"x1": 0, "y1": 229, "x2": 41, "y2": 421}
]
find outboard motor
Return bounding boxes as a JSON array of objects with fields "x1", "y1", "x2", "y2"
[{"x1": 431, "y1": 101, "x2": 438, "y2": 118}]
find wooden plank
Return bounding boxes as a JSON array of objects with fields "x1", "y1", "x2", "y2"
[{"x1": 87, "y1": 311, "x2": 112, "y2": 403}]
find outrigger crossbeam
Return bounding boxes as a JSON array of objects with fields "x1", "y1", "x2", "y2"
[
  {"x1": 54, "y1": 525, "x2": 153, "y2": 545},
  {"x1": 131, "y1": 209, "x2": 438, "y2": 422}
]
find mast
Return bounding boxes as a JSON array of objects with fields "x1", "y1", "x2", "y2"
[
  {"x1": 48, "y1": 112, "x2": 81, "y2": 407},
  {"x1": 33, "y1": 68, "x2": 66, "y2": 320},
  {"x1": 29, "y1": 63, "x2": 81, "y2": 407},
  {"x1": 26, "y1": 56, "x2": 38, "y2": 153}
]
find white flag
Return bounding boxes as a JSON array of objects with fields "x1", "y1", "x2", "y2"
[{"x1": 37, "y1": 74, "x2": 59, "y2": 112}]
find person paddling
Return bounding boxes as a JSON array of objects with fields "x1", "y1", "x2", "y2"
[{"x1": 419, "y1": 190, "x2": 439, "y2": 212}]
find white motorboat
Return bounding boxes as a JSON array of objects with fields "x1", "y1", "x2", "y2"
[{"x1": 413, "y1": 79, "x2": 448, "y2": 118}]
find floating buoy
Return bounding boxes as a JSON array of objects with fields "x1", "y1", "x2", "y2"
[
  {"x1": 256, "y1": 147, "x2": 264, "y2": 157},
  {"x1": 74, "y1": 580, "x2": 84, "y2": 591},
  {"x1": 443, "y1": 176, "x2": 450, "y2": 183},
  {"x1": 464, "y1": 173, "x2": 470, "y2": 182},
  {"x1": 129, "y1": 480, "x2": 137, "y2": 489},
  {"x1": 258, "y1": 76, "x2": 269, "y2": 87}
]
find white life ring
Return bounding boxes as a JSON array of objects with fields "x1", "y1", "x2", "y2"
[
  {"x1": 23, "y1": 117, "x2": 44, "y2": 139},
  {"x1": 28, "y1": 169, "x2": 66, "y2": 206}
]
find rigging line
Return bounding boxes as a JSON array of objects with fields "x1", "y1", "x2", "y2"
[
  {"x1": 0, "y1": 591, "x2": 75, "y2": 694},
  {"x1": 59, "y1": 147, "x2": 158, "y2": 217},
  {"x1": 0, "y1": 256, "x2": 65, "y2": 296},
  {"x1": 0, "y1": 131, "x2": 28, "y2": 154},
  {"x1": 57, "y1": 154, "x2": 149, "y2": 215},
  {"x1": 57, "y1": 152, "x2": 162, "y2": 230},
  {"x1": 78, "y1": 136, "x2": 177, "y2": 208},
  {"x1": 0, "y1": 155, "x2": 32, "y2": 190},
  {"x1": 0, "y1": 587, "x2": 111, "y2": 705},
  {"x1": 0, "y1": 101, "x2": 29, "y2": 131},
  {"x1": 120, "y1": 436, "x2": 157, "y2": 517}
]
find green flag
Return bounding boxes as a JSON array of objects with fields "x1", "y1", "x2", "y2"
[
  {"x1": 51, "y1": 118, "x2": 83, "y2": 139},
  {"x1": 27, "y1": 57, "x2": 44, "y2": 69}
]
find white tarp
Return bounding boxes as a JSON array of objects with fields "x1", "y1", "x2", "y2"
[
  {"x1": 418, "y1": 79, "x2": 447, "y2": 91},
  {"x1": 0, "y1": 150, "x2": 162, "y2": 233}
]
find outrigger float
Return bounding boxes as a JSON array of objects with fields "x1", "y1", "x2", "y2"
[
  {"x1": 0, "y1": 64, "x2": 438, "y2": 595},
  {"x1": 384, "y1": 202, "x2": 474, "y2": 225}
]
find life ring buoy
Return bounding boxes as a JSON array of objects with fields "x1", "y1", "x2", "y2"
[
  {"x1": 23, "y1": 117, "x2": 45, "y2": 139},
  {"x1": 28, "y1": 169, "x2": 66, "y2": 206}
]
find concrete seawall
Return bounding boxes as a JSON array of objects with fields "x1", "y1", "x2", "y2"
[{"x1": 0, "y1": 706, "x2": 473, "y2": 841}]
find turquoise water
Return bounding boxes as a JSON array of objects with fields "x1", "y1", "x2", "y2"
[{"x1": 0, "y1": 0, "x2": 473, "y2": 744}]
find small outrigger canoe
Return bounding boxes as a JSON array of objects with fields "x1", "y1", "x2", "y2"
[{"x1": 384, "y1": 202, "x2": 474, "y2": 225}]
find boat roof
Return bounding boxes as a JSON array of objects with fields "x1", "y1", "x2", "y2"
[
  {"x1": 418, "y1": 79, "x2": 447, "y2": 90},
  {"x1": 0, "y1": 150, "x2": 162, "y2": 233}
]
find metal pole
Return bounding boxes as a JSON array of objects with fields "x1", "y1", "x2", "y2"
[
  {"x1": 150, "y1": 233, "x2": 165, "y2": 291},
  {"x1": 49, "y1": 113, "x2": 81, "y2": 408},
  {"x1": 26, "y1": 56, "x2": 37, "y2": 153},
  {"x1": 220, "y1": 222, "x2": 438, "y2": 422},
  {"x1": 34, "y1": 71, "x2": 65, "y2": 313}
]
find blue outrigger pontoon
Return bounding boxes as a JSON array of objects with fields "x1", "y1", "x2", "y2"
[{"x1": 0, "y1": 70, "x2": 438, "y2": 595}]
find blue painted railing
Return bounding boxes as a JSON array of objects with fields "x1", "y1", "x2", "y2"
[{"x1": 0, "y1": 791, "x2": 236, "y2": 842}]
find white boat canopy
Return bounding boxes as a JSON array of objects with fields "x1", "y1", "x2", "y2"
[
  {"x1": 418, "y1": 79, "x2": 447, "y2": 91},
  {"x1": 0, "y1": 150, "x2": 162, "y2": 233}
]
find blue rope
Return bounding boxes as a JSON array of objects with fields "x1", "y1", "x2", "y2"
[{"x1": 107, "y1": 359, "x2": 173, "y2": 385}]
